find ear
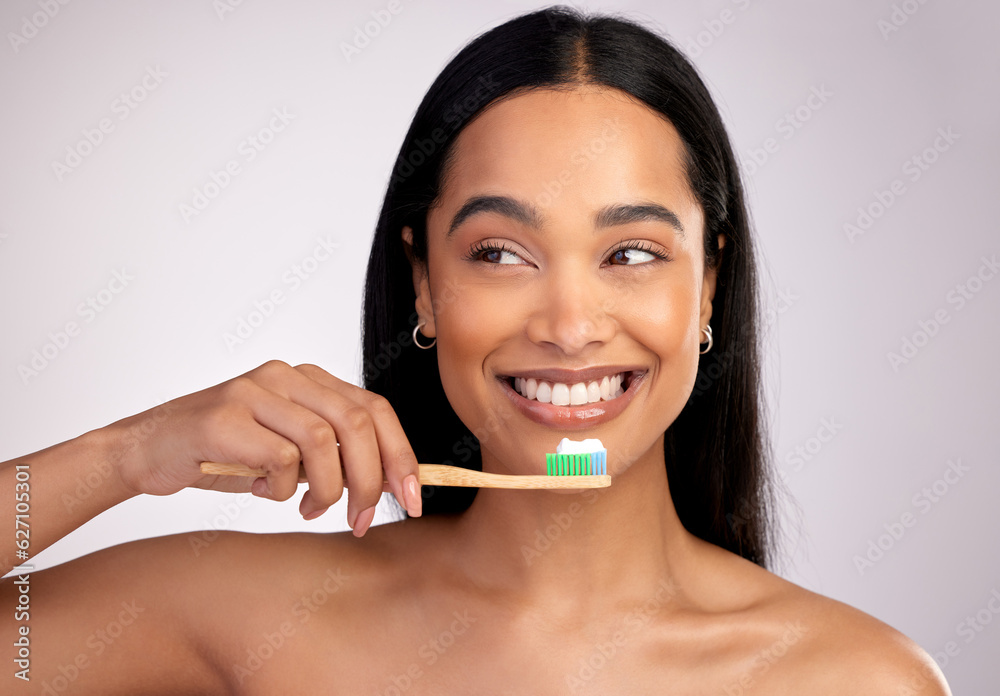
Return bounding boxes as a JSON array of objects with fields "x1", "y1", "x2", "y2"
[
  {"x1": 699, "y1": 233, "x2": 726, "y2": 329},
  {"x1": 401, "y1": 226, "x2": 436, "y2": 338}
]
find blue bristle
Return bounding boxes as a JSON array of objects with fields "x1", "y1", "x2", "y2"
[{"x1": 595, "y1": 450, "x2": 606, "y2": 475}]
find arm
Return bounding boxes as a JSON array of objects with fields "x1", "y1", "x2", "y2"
[
  {"x1": 0, "y1": 425, "x2": 139, "y2": 577},
  {"x1": 1, "y1": 360, "x2": 423, "y2": 692},
  {"x1": 2, "y1": 360, "x2": 423, "y2": 577}
]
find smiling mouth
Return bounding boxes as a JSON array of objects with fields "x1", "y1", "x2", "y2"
[{"x1": 502, "y1": 371, "x2": 637, "y2": 406}]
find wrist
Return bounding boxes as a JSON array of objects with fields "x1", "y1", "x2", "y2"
[{"x1": 76, "y1": 425, "x2": 143, "y2": 503}]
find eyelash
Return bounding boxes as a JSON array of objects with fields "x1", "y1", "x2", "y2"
[
  {"x1": 607, "y1": 240, "x2": 671, "y2": 264},
  {"x1": 464, "y1": 240, "x2": 671, "y2": 265},
  {"x1": 465, "y1": 240, "x2": 519, "y2": 263}
]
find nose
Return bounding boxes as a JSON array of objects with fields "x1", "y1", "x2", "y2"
[{"x1": 524, "y1": 270, "x2": 616, "y2": 355}]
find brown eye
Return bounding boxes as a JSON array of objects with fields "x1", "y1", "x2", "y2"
[
  {"x1": 608, "y1": 247, "x2": 658, "y2": 266},
  {"x1": 468, "y1": 242, "x2": 526, "y2": 265}
]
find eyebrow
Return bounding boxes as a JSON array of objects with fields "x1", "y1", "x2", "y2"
[{"x1": 446, "y1": 194, "x2": 685, "y2": 239}]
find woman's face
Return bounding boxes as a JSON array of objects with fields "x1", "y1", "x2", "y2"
[{"x1": 405, "y1": 86, "x2": 722, "y2": 475}]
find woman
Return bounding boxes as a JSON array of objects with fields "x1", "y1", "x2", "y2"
[{"x1": 1, "y1": 7, "x2": 951, "y2": 694}]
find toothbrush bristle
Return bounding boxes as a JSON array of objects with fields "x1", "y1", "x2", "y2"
[{"x1": 546, "y1": 451, "x2": 607, "y2": 476}]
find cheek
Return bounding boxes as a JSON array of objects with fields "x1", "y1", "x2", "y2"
[
  {"x1": 619, "y1": 274, "x2": 702, "y2": 399},
  {"x1": 430, "y1": 275, "x2": 515, "y2": 435}
]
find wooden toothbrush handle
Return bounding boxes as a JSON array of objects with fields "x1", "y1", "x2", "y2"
[{"x1": 199, "y1": 461, "x2": 610, "y2": 489}]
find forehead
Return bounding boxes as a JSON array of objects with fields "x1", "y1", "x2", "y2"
[{"x1": 433, "y1": 86, "x2": 700, "y2": 220}]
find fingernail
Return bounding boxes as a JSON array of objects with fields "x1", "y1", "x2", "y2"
[
  {"x1": 352, "y1": 505, "x2": 377, "y2": 537},
  {"x1": 303, "y1": 506, "x2": 329, "y2": 521},
  {"x1": 404, "y1": 474, "x2": 422, "y2": 517},
  {"x1": 252, "y1": 478, "x2": 269, "y2": 498}
]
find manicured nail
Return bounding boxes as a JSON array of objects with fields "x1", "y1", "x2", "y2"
[
  {"x1": 404, "y1": 474, "x2": 422, "y2": 517},
  {"x1": 352, "y1": 505, "x2": 377, "y2": 537},
  {"x1": 303, "y1": 506, "x2": 329, "y2": 521}
]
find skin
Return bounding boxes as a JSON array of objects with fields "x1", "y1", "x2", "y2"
[{"x1": 0, "y1": 86, "x2": 950, "y2": 695}]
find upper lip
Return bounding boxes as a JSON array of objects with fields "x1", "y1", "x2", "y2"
[{"x1": 497, "y1": 366, "x2": 646, "y2": 384}]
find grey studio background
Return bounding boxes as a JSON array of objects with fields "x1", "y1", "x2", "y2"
[{"x1": 1, "y1": 0, "x2": 997, "y2": 692}]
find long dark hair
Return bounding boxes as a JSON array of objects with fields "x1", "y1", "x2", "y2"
[{"x1": 362, "y1": 6, "x2": 777, "y2": 568}]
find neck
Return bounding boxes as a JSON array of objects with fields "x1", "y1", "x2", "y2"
[{"x1": 448, "y1": 436, "x2": 695, "y2": 614}]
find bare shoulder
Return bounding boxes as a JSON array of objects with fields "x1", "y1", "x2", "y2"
[
  {"x1": 711, "y1": 549, "x2": 951, "y2": 695},
  {"x1": 780, "y1": 585, "x2": 950, "y2": 694},
  {"x1": 688, "y1": 550, "x2": 951, "y2": 696}
]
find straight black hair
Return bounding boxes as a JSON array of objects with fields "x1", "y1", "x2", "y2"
[{"x1": 362, "y1": 6, "x2": 777, "y2": 568}]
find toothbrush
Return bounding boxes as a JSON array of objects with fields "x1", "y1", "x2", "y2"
[{"x1": 199, "y1": 438, "x2": 610, "y2": 489}]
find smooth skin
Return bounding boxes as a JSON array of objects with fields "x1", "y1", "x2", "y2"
[{"x1": 1, "y1": 86, "x2": 950, "y2": 694}]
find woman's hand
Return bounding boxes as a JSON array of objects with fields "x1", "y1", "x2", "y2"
[{"x1": 109, "y1": 360, "x2": 422, "y2": 536}]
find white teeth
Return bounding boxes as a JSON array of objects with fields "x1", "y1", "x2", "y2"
[
  {"x1": 569, "y1": 383, "x2": 589, "y2": 406},
  {"x1": 551, "y1": 383, "x2": 571, "y2": 406},
  {"x1": 511, "y1": 372, "x2": 632, "y2": 405},
  {"x1": 586, "y1": 381, "x2": 601, "y2": 403},
  {"x1": 525, "y1": 377, "x2": 537, "y2": 400},
  {"x1": 535, "y1": 381, "x2": 552, "y2": 404}
]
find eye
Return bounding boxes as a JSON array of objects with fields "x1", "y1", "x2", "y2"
[
  {"x1": 466, "y1": 241, "x2": 528, "y2": 265},
  {"x1": 606, "y1": 241, "x2": 669, "y2": 266}
]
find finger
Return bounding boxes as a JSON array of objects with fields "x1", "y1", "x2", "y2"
[
  {"x1": 252, "y1": 364, "x2": 383, "y2": 527},
  {"x1": 238, "y1": 381, "x2": 344, "y2": 507},
  {"x1": 329, "y1": 401, "x2": 386, "y2": 532},
  {"x1": 294, "y1": 365, "x2": 422, "y2": 517},
  {"x1": 195, "y1": 400, "x2": 303, "y2": 499},
  {"x1": 359, "y1": 391, "x2": 422, "y2": 518}
]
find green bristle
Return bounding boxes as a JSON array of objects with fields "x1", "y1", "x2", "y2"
[{"x1": 548, "y1": 452, "x2": 597, "y2": 476}]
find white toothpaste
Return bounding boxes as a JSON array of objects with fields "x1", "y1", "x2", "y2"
[{"x1": 555, "y1": 438, "x2": 606, "y2": 455}]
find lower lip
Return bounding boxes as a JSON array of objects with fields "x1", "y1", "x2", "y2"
[{"x1": 499, "y1": 372, "x2": 645, "y2": 430}]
